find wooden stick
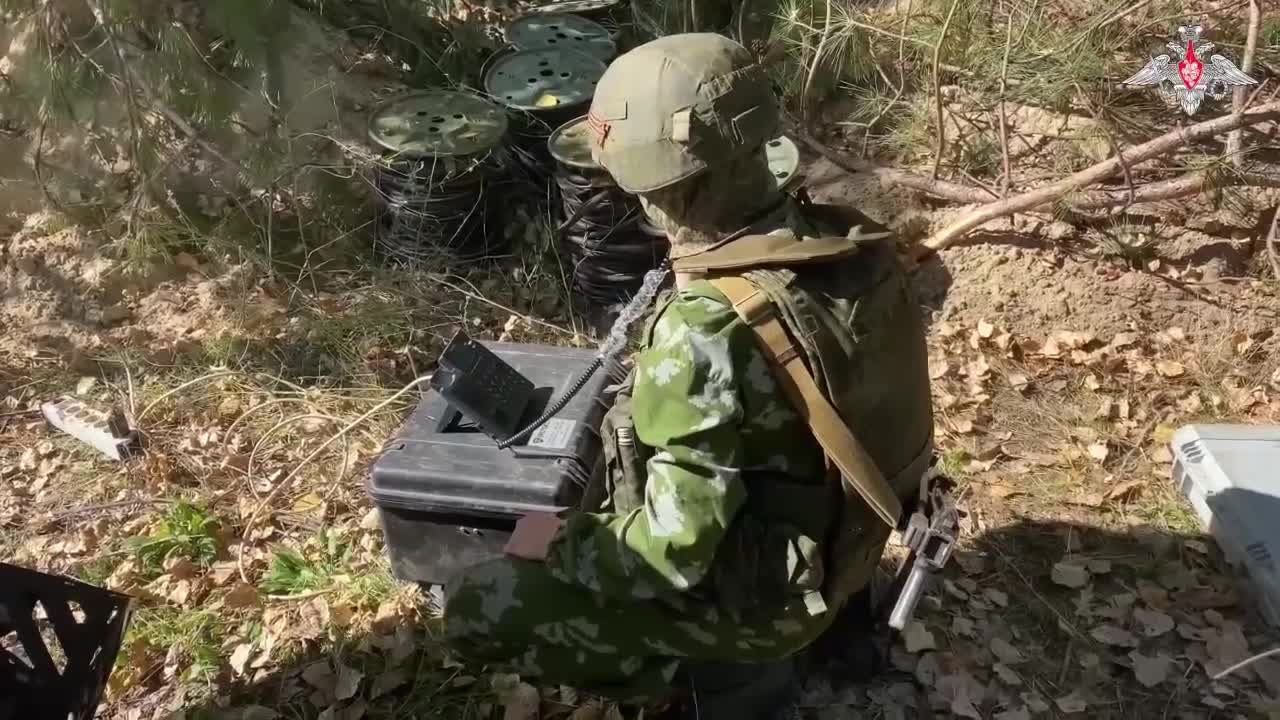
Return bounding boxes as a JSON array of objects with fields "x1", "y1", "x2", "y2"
[
  {"x1": 997, "y1": 13, "x2": 1014, "y2": 197},
  {"x1": 930, "y1": 0, "x2": 962, "y2": 180},
  {"x1": 914, "y1": 100, "x2": 1280, "y2": 259},
  {"x1": 802, "y1": 0, "x2": 835, "y2": 121},
  {"x1": 1267, "y1": 205, "x2": 1280, "y2": 283},
  {"x1": 1227, "y1": 0, "x2": 1261, "y2": 168},
  {"x1": 1069, "y1": 168, "x2": 1280, "y2": 209}
]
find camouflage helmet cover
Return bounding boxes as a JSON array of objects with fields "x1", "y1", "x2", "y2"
[{"x1": 587, "y1": 33, "x2": 779, "y2": 193}]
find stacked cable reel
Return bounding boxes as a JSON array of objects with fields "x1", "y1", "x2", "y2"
[
  {"x1": 548, "y1": 115, "x2": 671, "y2": 327},
  {"x1": 520, "y1": 0, "x2": 633, "y2": 48},
  {"x1": 505, "y1": 11, "x2": 618, "y2": 60},
  {"x1": 483, "y1": 15, "x2": 611, "y2": 186},
  {"x1": 368, "y1": 91, "x2": 513, "y2": 264}
]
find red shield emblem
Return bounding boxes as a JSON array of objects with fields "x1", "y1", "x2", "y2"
[{"x1": 1178, "y1": 40, "x2": 1202, "y2": 89}]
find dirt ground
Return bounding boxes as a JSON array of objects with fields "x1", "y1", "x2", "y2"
[
  {"x1": 5, "y1": 162, "x2": 1280, "y2": 717},
  {"x1": 4, "y1": 8, "x2": 1280, "y2": 716}
]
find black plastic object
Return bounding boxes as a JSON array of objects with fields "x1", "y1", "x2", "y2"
[
  {"x1": 0, "y1": 562, "x2": 133, "y2": 720},
  {"x1": 497, "y1": 355, "x2": 601, "y2": 449},
  {"x1": 369, "y1": 341, "x2": 623, "y2": 586},
  {"x1": 548, "y1": 115, "x2": 670, "y2": 311},
  {"x1": 431, "y1": 331, "x2": 537, "y2": 442}
]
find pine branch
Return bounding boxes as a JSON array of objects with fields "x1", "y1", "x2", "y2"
[
  {"x1": 914, "y1": 100, "x2": 1280, "y2": 260},
  {"x1": 789, "y1": 115, "x2": 1280, "y2": 218},
  {"x1": 996, "y1": 12, "x2": 1013, "y2": 197},
  {"x1": 801, "y1": 0, "x2": 834, "y2": 120},
  {"x1": 1269, "y1": 207, "x2": 1280, "y2": 283},
  {"x1": 86, "y1": 0, "x2": 146, "y2": 178}
]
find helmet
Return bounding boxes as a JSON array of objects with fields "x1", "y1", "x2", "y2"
[{"x1": 587, "y1": 33, "x2": 778, "y2": 194}]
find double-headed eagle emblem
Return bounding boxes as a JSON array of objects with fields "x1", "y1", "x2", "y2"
[{"x1": 1123, "y1": 25, "x2": 1257, "y2": 116}]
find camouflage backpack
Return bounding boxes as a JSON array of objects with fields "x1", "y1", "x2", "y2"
[
  {"x1": 677, "y1": 209, "x2": 935, "y2": 607},
  {"x1": 596, "y1": 208, "x2": 934, "y2": 611}
]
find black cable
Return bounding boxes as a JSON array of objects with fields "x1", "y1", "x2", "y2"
[
  {"x1": 373, "y1": 151, "x2": 511, "y2": 263},
  {"x1": 553, "y1": 162, "x2": 670, "y2": 307},
  {"x1": 505, "y1": 105, "x2": 585, "y2": 185},
  {"x1": 496, "y1": 356, "x2": 603, "y2": 449},
  {"x1": 495, "y1": 258, "x2": 671, "y2": 451}
]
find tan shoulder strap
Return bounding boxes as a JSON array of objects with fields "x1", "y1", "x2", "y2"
[
  {"x1": 672, "y1": 232, "x2": 887, "y2": 273},
  {"x1": 708, "y1": 275, "x2": 902, "y2": 528}
]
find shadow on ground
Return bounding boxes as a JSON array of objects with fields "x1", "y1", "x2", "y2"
[{"x1": 158, "y1": 510, "x2": 1280, "y2": 720}]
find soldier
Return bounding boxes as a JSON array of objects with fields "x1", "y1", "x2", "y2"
[{"x1": 443, "y1": 33, "x2": 935, "y2": 719}]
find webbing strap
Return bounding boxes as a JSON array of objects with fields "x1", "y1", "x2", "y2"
[
  {"x1": 672, "y1": 233, "x2": 879, "y2": 273},
  {"x1": 709, "y1": 276, "x2": 902, "y2": 528}
]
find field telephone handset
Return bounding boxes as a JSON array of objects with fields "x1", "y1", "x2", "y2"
[
  {"x1": 431, "y1": 332, "x2": 536, "y2": 443},
  {"x1": 431, "y1": 328, "x2": 607, "y2": 449},
  {"x1": 431, "y1": 265, "x2": 671, "y2": 450}
]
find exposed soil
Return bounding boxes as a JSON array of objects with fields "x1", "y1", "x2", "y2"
[
  {"x1": 0, "y1": 212, "x2": 278, "y2": 367},
  {"x1": 3, "y1": 43, "x2": 1280, "y2": 717},
  {"x1": 801, "y1": 156, "x2": 1280, "y2": 354}
]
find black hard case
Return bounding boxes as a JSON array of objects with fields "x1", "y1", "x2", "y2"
[{"x1": 368, "y1": 342, "x2": 619, "y2": 586}]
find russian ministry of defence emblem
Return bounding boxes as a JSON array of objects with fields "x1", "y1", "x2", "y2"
[{"x1": 1123, "y1": 25, "x2": 1257, "y2": 116}]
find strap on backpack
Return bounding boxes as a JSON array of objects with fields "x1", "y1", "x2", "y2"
[{"x1": 706, "y1": 276, "x2": 902, "y2": 528}]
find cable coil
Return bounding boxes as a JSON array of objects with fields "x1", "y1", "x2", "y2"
[
  {"x1": 373, "y1": 153, "x2": 510, "y2": 263},
  {"x1": 367, "y1": 90, "x2": 513, "y2": 264},
  {"x1": 549, "y1": 116, "x2": 670, "y2": 309}
]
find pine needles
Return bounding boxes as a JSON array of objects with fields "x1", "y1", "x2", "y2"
[{"x1": 779, "y1": 0, "x2": 1134, "y2": 171}]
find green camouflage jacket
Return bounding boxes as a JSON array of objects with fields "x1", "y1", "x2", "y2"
[{"x1": 544, "y1": 271, "x2": 834, "y2": 619}]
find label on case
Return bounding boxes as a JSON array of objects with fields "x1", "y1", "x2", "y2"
[{"x1": 528, "y1": 418, "x2": 576, "y2": 450}]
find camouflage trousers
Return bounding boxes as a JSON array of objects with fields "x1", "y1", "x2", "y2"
[{"x1": 442, "y1": 557, "x2": 832, "y2": 699}]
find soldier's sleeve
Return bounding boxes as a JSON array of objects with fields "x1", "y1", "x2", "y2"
[{"x1": 545, "y1": 289, "x2": 748, "y2": 598}]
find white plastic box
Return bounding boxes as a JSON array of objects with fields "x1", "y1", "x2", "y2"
[{"x1": 1171, "y1": 424, "x2": 1280, "y2": 627}]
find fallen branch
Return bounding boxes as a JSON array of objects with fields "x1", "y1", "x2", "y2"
[
  {"x1": 915, "y1": 100, "x2": 1280, "y2": 259},
  {"x1": 1069, "y1": 167, "x2": 1280, "y2": 209},
  {"x1": 1227, "y1": 0, "x2": 1261, "y2": 168},
  {"x1": 149, "y1": 98, "x2": 254, "y2": 180},
  {"x1": 793, "y1": 119, "x2": 1280, "y2": 214}
]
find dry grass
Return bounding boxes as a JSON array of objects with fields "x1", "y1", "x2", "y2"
[
  {"x1": 0, "y1": 229, "x2": 592, "y2": 716},
  {"x1": 4, "y1": 0, "x2": 1280, "y2": 718}
]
